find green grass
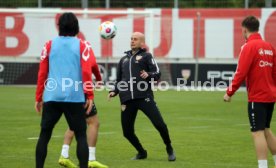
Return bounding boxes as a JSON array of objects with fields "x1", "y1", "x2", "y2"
[{"x1": 0, "y1": 86, "x2": 276, "y2": 168}]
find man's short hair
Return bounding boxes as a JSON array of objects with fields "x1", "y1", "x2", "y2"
[
  {"x1": 241, "y1": 15, "x2": 259, "y2": 32},
  {"x1": 58, "y1": 12, "x2": 79, "y2": 36}
]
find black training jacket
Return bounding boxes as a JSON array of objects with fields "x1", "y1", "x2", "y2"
[{"x1": 111, "y1": 48, "x2": 161, "y2": 103}]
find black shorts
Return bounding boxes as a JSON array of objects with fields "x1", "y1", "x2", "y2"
[
  {"x1": 248, "y1": 102, "x2": 275, "y2": 132},
  {"x1": 85, "y1": 103, "x2": 97, "y2": 118}
]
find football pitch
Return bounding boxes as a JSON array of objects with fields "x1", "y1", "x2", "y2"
[{"x1": 1, "y1": 86, "x2": 276, "y2": 168}]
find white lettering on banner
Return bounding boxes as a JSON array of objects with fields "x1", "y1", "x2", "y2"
[
  {"x1": 207, "y1": 71, "x2": 234, "y2": 81},
  {"x1": 97, "y1": 64, "x2": 117, "y2": 82},
  {"x1": 0, "y1": 64, "x2": 4, "y2": 83},
  {"x1": 0, "y1": 64, "x2": 4, "y2": 73},
  {"x1": 259, "y1": 60, "x2": 273, "y2": 67},
  {"x1": 1, "y1": 8, "x2": 276, "y2": 58}
]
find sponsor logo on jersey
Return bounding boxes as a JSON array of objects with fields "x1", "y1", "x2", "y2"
[
  {"x1": 258, "y1": 48, "x2": 273, "y2": 56},
  {"x1": 259, "y1": 60, "x2": 273, "y2": 67},
  {"x1": 264, "y1": 49, "x2": 273, "y2": 56},
  {"x1": 258, "y1": 48, "x2": 264, "y2": 56}
]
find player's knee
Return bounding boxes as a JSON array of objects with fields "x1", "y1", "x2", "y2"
[
  {"x1": 264, "y1": 128, "x2": 272, "y2": 137},
  {"x1": 66, "y1": 129, "x2": 75, "y2": 138},
  {"x1": 87, "y1": 117, "x2": 100, "y2": 128},
  {"x1": 41, "y1": 126, "x2": 53, "y2": 134},
  {"x1": 74, "y1": 129, "x2": 86, "y2": 138},
  {"x1": 123, "y1": 129, "x2": 134, "y2": 139},
  {"x1": 93, "y1": 119, "x2": 100, "y2": 129},
  {"x1": 251, "y1": 130, "x2": 265, "y2": 138},
  {"x1": 39, "y1": 127, "x2": 53, "y2": 140},
  {"x1": 154, "y1": 122, "x2": 167, "y2": 131}
]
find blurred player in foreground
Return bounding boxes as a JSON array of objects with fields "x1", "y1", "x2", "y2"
[
  {"x1": 35, "y1": 12, "x2": 94, "y2": 168},
  {"x1": 224, "y1": 16, "x2": 276, "y2": 168}
]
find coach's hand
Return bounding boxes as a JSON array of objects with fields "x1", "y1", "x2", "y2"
[
  {"x1": 223, "y1": 93, "x2": 231, "y2": 102},
  {"x1": 35, "y1": 101, "x2": 43, "y2": 115},
  {"x1": 140, "y1": 70, "x2": 149, "y2": 79},
  {"x1": 108, "y1": 92, "x2": 116, "y2": 101},
  {"x1": 84, "y1": 99, "x2": 94, "y2": 115}
]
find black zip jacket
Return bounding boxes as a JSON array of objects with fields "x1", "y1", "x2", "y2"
[{"x1": 112, "y1": 48, "x2": 161, "y2": 103}]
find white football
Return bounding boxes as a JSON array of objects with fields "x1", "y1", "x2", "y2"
[{"x1": 99, "y1": 21, "x2": 117, "y2": 40}]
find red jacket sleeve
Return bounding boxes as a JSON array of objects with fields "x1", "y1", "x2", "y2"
[
  {"x1": 87, "y1": 46, "x2": 102, "y2": 81},
  {"x1": 35, "y1": 41, "x2": 51, "y2": 102},
  {"x1": 227, "y1": 44, "x2": 254, "y2": 96},
  {"x1": 80, "y1": 40, "x2": 94, "y2": 100},
  {"x1": 92, "y1": 63, "x2": 102, "y2": 82},
  {"x1": 272, "y1": 46, "x2": 276, "y2": 83}
]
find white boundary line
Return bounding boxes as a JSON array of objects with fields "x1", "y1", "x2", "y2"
[{"x1": 27, "y1": 132, "x2": 115, "y2": 140}]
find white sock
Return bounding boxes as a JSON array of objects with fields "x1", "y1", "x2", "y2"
[
  {"x1": 61, "y1": 144, "x2": 70, "y2": 158},
  {"x1": 273, "y1": 155, "x2": 276, "y2": 165},
  {"x1": 89, "y1": 147, "x2": 96, "y2": 161},
  {"x1": 258, "y1": 160, "x2": 268, "y2": 168}
]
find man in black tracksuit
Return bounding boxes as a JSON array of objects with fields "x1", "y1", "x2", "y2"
[{"x1": 108, "y1": 32, "x2": 176, "y2": 161}]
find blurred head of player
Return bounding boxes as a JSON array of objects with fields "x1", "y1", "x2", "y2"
[
  {"x1": 241, "y1": 15, "x2": 260, "y2": 40},
  {"x1": 58, "y1": 12, "x2": 79, "y2": 37},
  {"x1": 130, "y1": 32, "x2": 145, "y2": 52}
]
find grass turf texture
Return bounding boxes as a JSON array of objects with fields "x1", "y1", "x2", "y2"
[{"x1": 0, "y1": 86, "x2": 276, "y2": 168}]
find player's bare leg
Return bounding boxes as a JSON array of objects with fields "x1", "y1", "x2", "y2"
[
  {"x1": 87, "y1": 115, "x2": 99, "y2": 149},
  {"x1": 264, "y1": 128, "x2": 276, "y2": 167},
  {"x1": 59, "y1": 129, "x2": 77, "y2": 168},
  {"x1": 252, "y1": 131, "x2": 268, "y2": 168},
  {"x1": 87, "y1": 115, "x2": 108, "y2": 168}
]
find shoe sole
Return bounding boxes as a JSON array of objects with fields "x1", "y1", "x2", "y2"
[
  {"x1": 59, "y1": 162, "x2": 68, "y2": 167},
  {"x1": 59, "y1": 161, "x2": 76, "y2": 168}
]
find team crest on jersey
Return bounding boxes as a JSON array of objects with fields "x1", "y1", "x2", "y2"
[
  {"x1": 136, "y1": 55, "x2": 143, "y2": 61},
  {"x1": 258, "y1": 48, "x2": 264, "y2": 56}
]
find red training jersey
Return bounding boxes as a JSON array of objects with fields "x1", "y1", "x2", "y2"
[{"x1": 226, "y1": 33, "x2": 276, "y2": 102}]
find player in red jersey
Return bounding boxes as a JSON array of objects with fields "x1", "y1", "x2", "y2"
[
  {"x1": 224, "y1": 16, "x2": 276, "y2": 168},
  {"x1": 59, "y1": 55, "x2": 108, "y2": 168}
]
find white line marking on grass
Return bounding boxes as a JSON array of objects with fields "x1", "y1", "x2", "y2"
[
  {"x1": 199, "y1": 162, "x2": 254, "y2": 167},
  {"x1": 186, "y1": 126, "x2": 211, "y2": 129},
  {"x1": 178, "y1": 117, "x2": 224, "y2": 121},
  {"x1": 234, "y1": 123, "x2": 249, "y2": 126},
  {"x1": 27, "y1": 132, "x2": 115, "y2": 140},
  {"x1": 27, "y1": 135, "x2": 62, "y2": 140},
  {"x1": 99, "y1": 132, "x2": 115, "y2": 135}
]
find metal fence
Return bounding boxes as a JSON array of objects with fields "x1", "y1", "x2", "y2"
[{"x1": 0, "y1": 0, "x2": 275, "y2": 8}]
